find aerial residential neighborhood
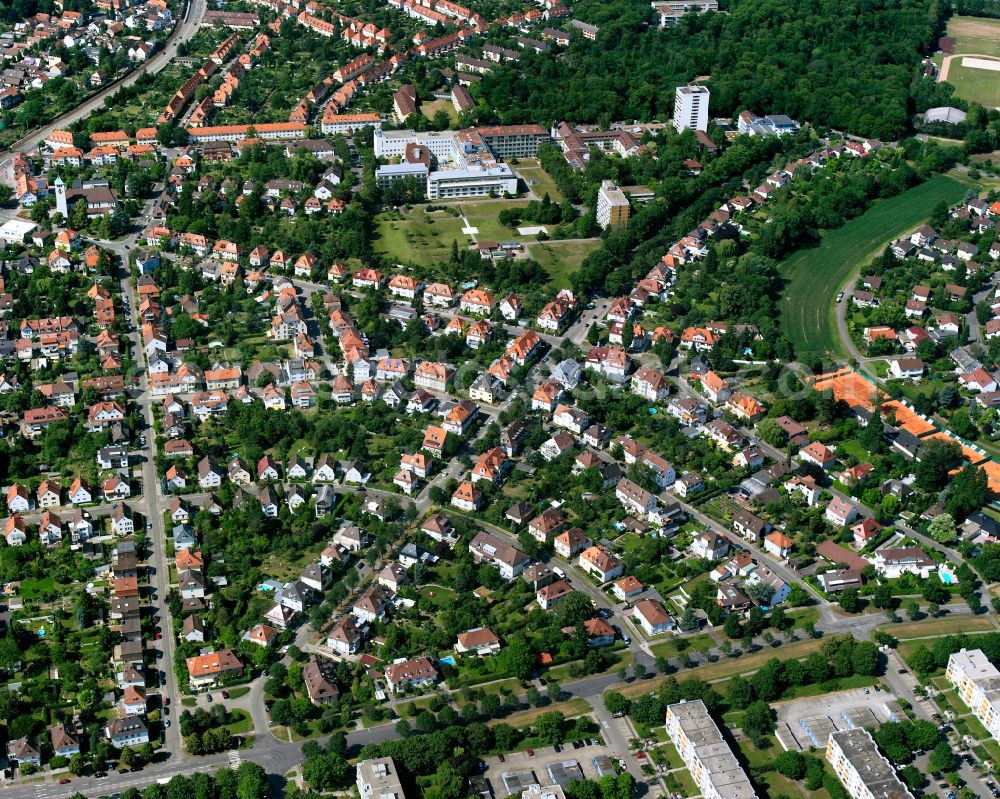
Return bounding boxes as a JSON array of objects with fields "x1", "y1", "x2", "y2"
[{"x1": 3, "y1": 0, "x2": 1000, "y2": 797}]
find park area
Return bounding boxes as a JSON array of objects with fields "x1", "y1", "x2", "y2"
[
  {"x1": 779, "y1": 173, "x2": 967, "y2": 358},
  {"x1": 375, "y1": 200, "x2": 601, "y2": 287}
]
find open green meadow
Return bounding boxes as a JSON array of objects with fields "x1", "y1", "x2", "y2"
[
  {"x1": 947, "y1": 15, "x2": 1000, "y2": 58},
  {"x1": 780, "y1": 174, "x2": 967, "y2": 358},
  {"x1": 528, "y1": 240, "x2": 603, "y2": 289}
]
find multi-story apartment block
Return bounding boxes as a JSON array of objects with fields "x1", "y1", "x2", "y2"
[
  {"x1": 596, "y1": 180, "x2": 630, "y2": 229},
  {"x1": 826, "y1": 728, "x2": 915, "y2": 799},
  {"x1": 665, "y1": 700, "x2": 758, "y2": 799},
  {"x1": 947, "y1": 648, "x2": 1000, "y2": 740},
  {"x1": 673, "y1": 84, "x2": 710, "y2": 132}
]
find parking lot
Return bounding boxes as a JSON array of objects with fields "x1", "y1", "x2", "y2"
[
  {"x1": 480, "y1": 741, "x2": 613, "y2": 797},
  {"x1": 773, "y1": 686, "x2": 901, "y2": 751}
]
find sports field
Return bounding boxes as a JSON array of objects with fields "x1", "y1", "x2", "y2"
[
  {"x1": 939, "y1": 16, "x2": 1000, "y2": 106},
  {"x1": 944, "y1": 59, "x2": 1000, "y2": 107},
  {"x1": 780, "y1": 174, "x2": 967, "y2": 358}
]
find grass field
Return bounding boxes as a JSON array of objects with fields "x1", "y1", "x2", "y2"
[
  {"x1": 948, "y1": 15, "x2": 1000, "y2": 58},
  {"x1": 375, "y1": 208, "x2": 468, "y2": 268},
  {"x1": 20, "y1": 577, "x2": 56, "y2": 600},
  {"x1": 459, "y1": 199, "x2": 530, "y2": 242},
  {"x1": 944, "y1": 60, "x2": 1000, "y2": 107},
  {"x1": 515, "y1": 159, "x2": 566, "y2": 203},
  {"x1": 529, "y1": 240, "x2": 602, "y2": 288},
  {"x1": 421, "y1": 99, "x2": 458, "y2": 125},
  {"x1": 780, "y1": 174, "x2": 968, "y2": 358}
]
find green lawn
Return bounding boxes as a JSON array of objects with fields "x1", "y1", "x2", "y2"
[
  {"x1": 529, "y1": 240, "x2": 603, "y2": 289},
  {"x1": 835, "y1": 438, "x2": 868, "y2": 463},
  {"x1": 459, "y1": 199, "x2": 530, "y2": 242},
  {"x1": 420, "y1": 99, "x2": 458, "y2": 125},
  {"x1": 779, "y1": 174, "x2": 968, "y2": 358},
  {"x1": 943, "y1": 60, "x2": 1000, "y2": 108},
  {"x1": 225, "y1": 709, "x2": 253, "y2": 735},
  {"x1": 651, "y1": 632, "x2": 715, "y2": 660},
  {"x1": 515, "y1": 160, "x2": 566, "y2": 203},
  {"x1": 375, "y1": 208, "x2": 468, "y2": 269},
  {"x1": 20, "y1": 577, "x2": 56, "y2": 600}
]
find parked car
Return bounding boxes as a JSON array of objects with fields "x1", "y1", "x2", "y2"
[{"x1": 526, "y1": 749, "x2": 534, "y2": 757}]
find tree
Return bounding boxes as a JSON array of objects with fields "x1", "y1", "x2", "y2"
[
  {"x1": 537, "y1": 711, "x2": 566, "y2": 745},
  {"x1": 740, "y1": 701, "x2": 774, "y2": 742},
  {"x1": 900, "y1": 764, "x2": 925, "y2": 790},
  {"x1": 838, "y1": 588, "x2": 861, "y2": 613},
  {"x1": 727, "y1": 676, "x2": 754, "y2": 709},
  {"x1": 916, "y1": 439, "x2": 961, "y2": 491},
  {"x1": 119, "y1": 746, "x2": 135, "y2": 771},
  {"x1": 604, "y1": 691, "x2": 629, "y2": 716},
  {"x1": 872, "y1": 584, "x2": 894, "y2": 609},
  {"x1": 303, "y1": 753, "x2": 350, "y2": 791},
  {"x1": 499, "y1": 638, "x2": 535, "y2": 680},
  {"x1": 928, "y1": 512, "x2": 957, "y2": 543},
  {"x1": 756, "y1": 418, "x2": 786, "y2": 448},
  {"x1": 907, "y1": 645, "x2": 936, "y2": 677},
  {"x1": 774, "y1": 750, "x2": 806, "y2": 779},
  {"x1": 859, "y1": 412, "x2": 885, "y2": 453},
  {"x1": 928, "y1": 740, "x2": 955, "y2": 773},
  {"x1": 724, "y1": 613, "x2": 743, "y2": 639},
  {"x1": 678, "y1": 606, "x2": 699, "y2": 632},
  {"x1": 586, "y1": 323, "x2": 599, "y2": 346}
]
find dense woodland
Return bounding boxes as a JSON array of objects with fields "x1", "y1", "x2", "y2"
[{"x1": 471, "y1": 0, "x2": 946, "y2": 140}]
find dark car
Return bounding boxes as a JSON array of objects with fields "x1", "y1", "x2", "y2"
[
  {"x1": 527, "y1": 749, "x2": 534, "y2": 757},
  {"x1": 497, "y1": 754, "x2": 505, "y2": 763}
]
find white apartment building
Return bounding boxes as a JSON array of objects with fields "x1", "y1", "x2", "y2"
[
  {"x1": 665, "y1": 700, "x2": 758, "y2": 799},
  {"x1": 651, "y1": 0, "x2": 718, "y2": 26},
  {"x1": 673, "y1": 84, "x2": 710, "y2": 133},
  {"x1": 826, "y1": 728, "x2": 915, "y2": 799},
  {"x1": 947, "y1": 648, "x2": 1000, "y2": 740},
  {"x1": 374, "y1": 129, "x2": 518, "y2": 199},
  {"x1": 596, "y1": 180, "x2": 630, "y2": 229},
  {"x1": 429, "y1": 165, "x2": 517, "y2": 199},
  {"x1": 357, "y1": 758, "x2": 406, "y2": 799}
]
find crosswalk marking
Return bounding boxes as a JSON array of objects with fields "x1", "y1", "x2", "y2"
[{"x1": 227, "y1": 750, "x2": 241, "y2": 768}]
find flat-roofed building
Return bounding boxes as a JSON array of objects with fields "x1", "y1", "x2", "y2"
[
  {"x1": 357, "y1": 758, "x2": 406, "y2": 799},
  {"x1": 651, "y1": 0, "x2": 718, "y2": 26},
  {"x1": 826, "y1": 727, "x2": 915, "y2": 799},
  {"x1": 947, "y1": 648, "x2": 1000, "y2": 741},
  {"x1": 665, "y1": 700, "x2": 758, "y2": 799}
]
